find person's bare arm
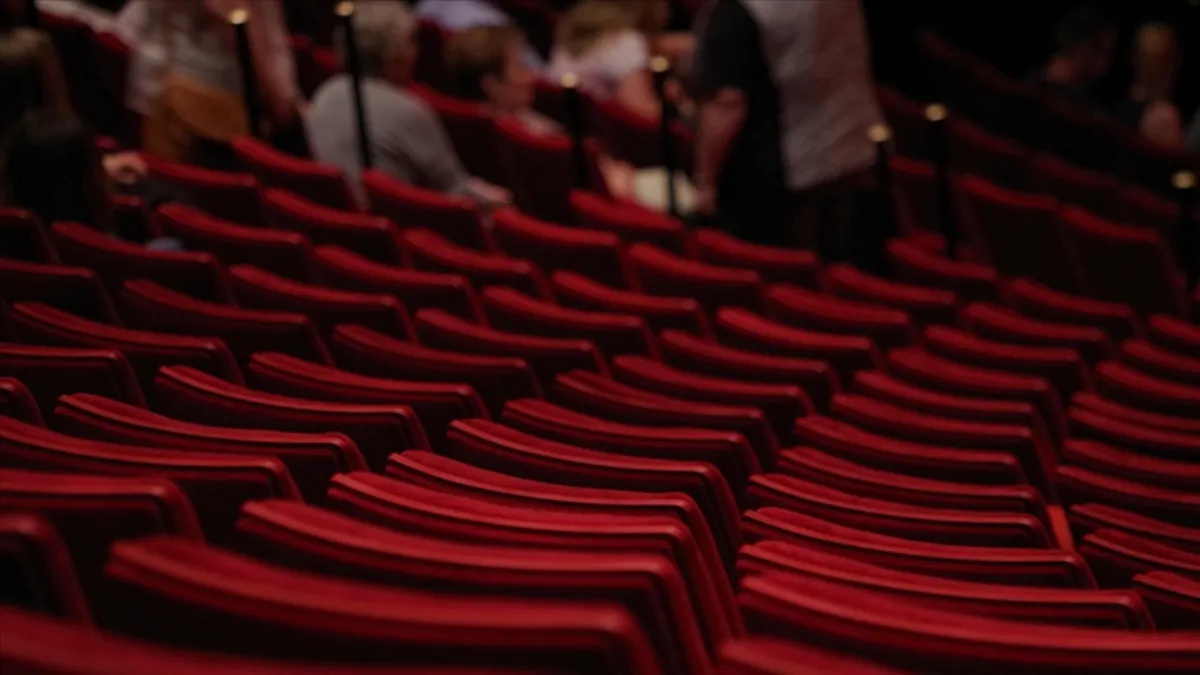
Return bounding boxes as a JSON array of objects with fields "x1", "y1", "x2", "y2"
[
  {"x1": 1141, "y1": 101, "x2": 1185, "y2": 150},
  {"x1": 693, "y1": 87, "x2": 746, "y2": 214}
]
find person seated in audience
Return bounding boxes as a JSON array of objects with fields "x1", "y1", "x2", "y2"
[
  {"x1": 1114, "y1": 23, "x2": 1184, "y2": 150},
  {"x1": 0, "y1": 24, "x2": 69, "y2": 135},
  {"x1": 546, "y1": 0, "x2": 684, "y2": 122},
  {"x1": 413, "y1": 0, "x2": 545, "y2": 69},
  {"x1": 306, "y1": 0, "x2": 509, "y2": 206},
  {"x1": 445, "y1": 24, "x2": 698, "y2": 213},
  {"x1": 135, "y1": 0, "x2": 303, "y2": 171},
  {"x1": 1027, "y1": 5, "x2": 1116, "y2": 110},
  {"x1": 0, "y1": 109, "x2": 183, "y2": 250}
]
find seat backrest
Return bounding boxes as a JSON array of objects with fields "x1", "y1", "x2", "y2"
[
  {"x1": 0, "y1": 258, "x2": 121, "y2": 324},
  {"x1": 232, "y1": 137, "x2": 357, "y2": 210},
  {"x1": 690, "y1": 229, "x2": 821, "y2": 287},
  {"x1": 1067, "y1": 503, "x2": 1200, "y2": 553},
  {"x1": 569, "y1": 190, "x2": 687, "y2": 252},
  {"x1": 482, "y1": 286, "x2": 657, "y2": 360},
  {"x1": 1079, "y1": 529, "x2": 1200, "y2": 588},
  {"x1": 312, "y1": 245, "x2": 484, "y2": 322},
  {"x1": 154, "y1": 365, "x2": 428, "y2": 471},
  {"x1": 1132, "y1": 571, "x2": 1200, "y2": 630},
  {"x1": 0, "y1": 512, "x2": 92, "y2": 623},
  {"x1": 1007, "y1": 278, "x2": 1140, "y2": 344},
  {"x1": 0, "y1": 208, "x2": 58, "y2": 263},
  {"x1": 145, "y1": 156, "x2": 264, "y2": 225},
  {"x1": 715, "y1": 308, "x2": 883, "y2": 384},
  {"x1": 262, "y1": 188, "x2": 403, "y2": 264},
  {"x1": 154, "y1": 204, "x2": 314, "y2": 282},
  {"x1": 766, "y1": 282, "x2": 918, "y2": 352},
  {"x1": 402, "y1": 228, "x2": 553, "y2": 300},
  {"x1": 492, "y1": 208, "x2": 631, "y2": 288},
  {"x1": 823, "y1": 262, "x2": 963, "y2": 325},
  {"x1": 0, "y1": 417, "x2": 300, "y2": 544},
  {"x1": 884, "y1": 237, "x2": 1001, "y2": 305},
  {"x1": 10, "y1": 302, "x2": 243, "y2": 397},
  {"x1": 50, "y1": 222, "x2": 233, "y2": 303},
  {"x1": 0, "y1": 378, "x2": 42, "y2": 425},
  {"x1": 0, "y1": 342, "x2": 146, "y2": 413},
  {"x1": 551, "y1": 270, "x2": 712, "y2": 337},
  {"x1": 361, "y1": 169, "x2": 493, "y2": 251},
  {"x1": 102, "y1": 537, "x2": 662, "y2": 673},
  {"x1": 961, "y1": 302, "x2": 1114, "y2": 365},
  {"x1": 629, "y1": 244, "x2": 764, "y2": 313}
]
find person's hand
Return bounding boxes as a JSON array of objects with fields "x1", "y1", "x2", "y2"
[
  {"x1": 694, "y1": 182, "x2": 717, "y2": 217},
  {"x1": 103, "y1": 152, "x2": 148, "y2": 185}
]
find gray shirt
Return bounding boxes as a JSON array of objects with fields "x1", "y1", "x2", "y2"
[{"x1": 305, "y1": 75, "x2": 470, "y2": 200}]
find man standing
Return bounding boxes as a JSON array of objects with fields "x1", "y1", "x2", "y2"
[{"x1": 691, "y1": 0, "x2": 881, "y2": 255}]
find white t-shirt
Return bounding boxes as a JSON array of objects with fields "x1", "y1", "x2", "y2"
[{"x1": 546, "y1": 29, "x2": 649, "y2": 100}]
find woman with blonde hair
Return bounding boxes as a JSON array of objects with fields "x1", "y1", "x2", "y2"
[
  {"x1": 545, "y1": 0, "x2": 677, "y2": 120},
  {"x1": 1115, "y1": 23, "x2": 1184, "y2": 149}
]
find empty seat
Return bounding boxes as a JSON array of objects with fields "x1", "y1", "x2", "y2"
[
  {"x1": 886, "y1": 347, "x2": 1066, "y2": 442},
  {"x1": 120, "y1": 280, "x2": 331, "y2": 367},
  {"x1": 102, "y1": 537, "x2": 661, "y2": 672},
  {"x1": 954, "y1": 174, "x2": 1081, "y2": 292},
  {"x1": 501, "y1": 397, "x2": 760, "y2": 503},
  {"x1": 10, "y1": 302, "x2": 242, "y2": 396},
  {"x1": 361, "y1": 169, "x2": 493, "y2": 250},
  {"x1": 738, "y1": 573, "x2": 1198, "y2": 673},
  {"x1": 1030, "y1": 153, "x2": 1125, "y2": 218},
  {"x1": 154, "y1": 365, "x2": 427, "y2": 471},
  {"x1": 0, "y1": 377, "x2": 42, "y2": 425},
  {"x1": 924, "y1": 325, "x2": 1090, "y2": 399},
  {"x1": 1067, "y1": 503, "x2": 1200, "y2": 554},
  {"x1": 145, "y1": 156, "x2": 265, "y2": 225},
  {"x1": 1072, "y1": 391, "x2": 1200, "y2": 435},
  {"x1": 831, "y1": 393, "x2": 1056, "y2": 499},
  {"x1": 233, "y1": 500, "x2": 710, "y2": 674},
  {"x1": 715, "y1": 308, "x2": 884, "y2": 384},
  {"x1": 232, "y1": 137, "x2": 357, "y2": 210},
  {"x1": 442, "y1": 419, "x2": 741, "y2": 562},
  {"x1": 1079, "y1": 529, "x2": 1200, "y2": 589},
  {"x1": 1007, "y1": 278, "x2": 1140, "y2": 344},
  {"x1": 1068, "y1": 406, "x2": 1200, "y2": 462},
  {"x1": 1146, "y1": 315, "x2": 1200, "y2": 359},
  {"x1": 0, "y1": 343, "x2": 145, "y2": 413},
  {"x1": 746, "y1": 472, "x2": 1049, "y2": 548},
  {"x1": 852, "y1": 371, "x2": 1050, "y2": 441},
  {"x1": 659, "y1": 330, "x2": 838, "y2": 411},
  {"x1": 766, "y1": 284, "x2": 918, "y2": 351},
  {"x1": 246, "y1": 352, "x2": 486, "y2": 450},
  {"x1": 1055, "y1": 466, "x2": 1199, "y2": 528},
  {"x1": 824, "y1": 263, "x2": 962, "y2": 325},
  {"x1": 402, "y1": 228, "x2": 553, "y2": 300},
  {"x1": 494, "y1": 118, "x2": 595, "y2": 224},
  {"x1": 0, "y1": 208, "x2": 58, "y2": 263},
  {"x1": 961, "y1": 302, "x2": 1114, "y2": 365},
  {"x1": 482, "y1": 286, "x2": 657, "y2": 359},
  {"x1": 629, "y1": 244, "x2": 764, "y2": 313},
  {"x1": 0, "y1": 513, "x2": 91, "y2": 622},
  {"x1": 779, "y1": 447, "x2": 1048, "y2": 524},
  {"x1": 948, "y1": 118, "x2": 1032, "y2": 191},
  {"x1": 155, "y1": 204, "x2": 314, "y2": 281},
  {"x1": 793, "y1": 415, "x2": 1026, "y2": 487},
  {"x1": 52, "y1": 394, "x2": 366, "y2": 503},
  {"x1": 331, "y1": 324, "x2": 540, "y2": 418},
  {"x1": 0, "y1": 417, "x2": 299, "y2": 544},
  {"x1": 0, "y1": 468, "x2": 202, "y2": 616},
  {"x1": 610, "y1": 355, "x2": 809, "y2": 460},
  {"x1": 553, "y1": 370, "x2": 779, "y2": 469},
  {"x1": 416, "y1": 308, "x2": 606, "y2": 390},
  {"x1": 739, "y1": 539, "x2": 1148, "y2": 628},
  {"x1": 0, "y1": 258, "x2": 121, "y2": 324},
  {"x1": 1133, "y1": 572, "x2": 1200, "y2": 630},
  {"x1": 0, "y1": 606, "x2": 539, "y2": 675},
  {"x1": 1061, "y1": 207, "x2": 1188, "y2": 316},
  {"x1": 1119, "y1": 339, "x2": 1200, "y2": 386},
  {"x1": 718, "y1": 635, "x2": 912, "y2": 675},
  {"x1": 885, "y1": 238, "x2": 1003, "y2": 305},
  {"x1": 229, "y1": 265, "x2": 414, "y2": 341},
  {"x1": 1095, "y1": 361, "x2": 1200, "y2": 419},
  {"x1": 1063, "y1": 439, "x2": 1198, "y2": 492},
  {"x1": 690, "y1": 229, "x2": 820, "y2": 287},
  {"x1": 493, "y1": 209, "x2": 631, "y2": 287},
  {"x1": 385, "y1": 449, "x2": 739, "y2": 632},
  {"x1": 742, "y1": 508, "x2": 1094, "y2": 588},
  {"x1": 551, "y1": 270, "x2": 713, "y2": 337},
  {"x1": 312, "y1": 245, "x2": 484, "y2": 322},
  {"x1": 570, "y1": 190, "x2": 687, "y2": 252},
  {"x1": 50, "y1": 222, "x2": 233, "y2": 303},
  {"x1": 262, "y1": 188, "x2": 403, "y2": 263}
]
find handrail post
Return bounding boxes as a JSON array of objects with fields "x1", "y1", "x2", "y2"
[
  {"x1": 336, "y1": 1, "x2": 372, "y2": 170},
  {"x1": 230, "y1": 8, "x2": 263, "y2": 138},
  {"x1": 650, "y1": 55, "x2": 678, "y2": 219}
]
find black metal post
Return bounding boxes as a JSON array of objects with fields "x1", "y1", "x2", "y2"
[
  {"x1": 1175, "y1": 170, "x2": 1197, "y2": 290},
  {"x1": 926, "y1": 103, "x2": 955, "y2": 258},
  {"x1": 23, "y1": 0, "x2": 39, "y2": 28},
  {"x1": 870, "y1": 123, "x2": 896, "y2": 242},
  {"x1": 561, "y1": 73, "x2": 589, "y2": 190},
  {"x1": 650, "y1": 55, "x2": 678, "y2": 219},
  {"x1": 336, "y1": 2, "x2": 372, "y2": 170},
  {"x1": 230, "y1": 8, "x2": 263, "y2": 138}
]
